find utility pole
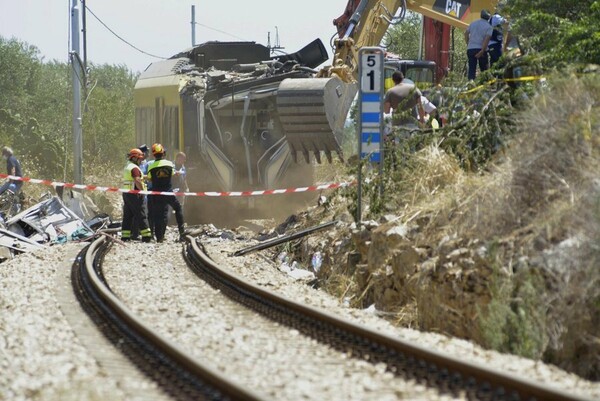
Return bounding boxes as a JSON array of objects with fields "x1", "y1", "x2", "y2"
[
  {"x1": 81, "y1": 0, "x2": 87, "y2": 69},
  {"x1": 70, "y1": 0, "x2": 83, "y2": 184},
  {"x1": 191, "y1": 5, "x2": 196, "y2": 46}
]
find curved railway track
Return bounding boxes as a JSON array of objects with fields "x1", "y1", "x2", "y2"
[
  {"x1": 72, "y1": 236, "x2": 265, "y2": 401},
  {"x1": 73, "y1": 235, "x2": 591, "y2": 401}
]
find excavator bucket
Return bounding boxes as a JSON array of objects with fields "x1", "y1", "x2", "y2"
[{"x1": 276, "y1": 76, "x2": 357, "y2": 163}]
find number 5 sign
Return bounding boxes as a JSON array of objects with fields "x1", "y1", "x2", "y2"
[
  {"x1": 356, "y1": 47, "x2": 384, "y2": 223},
  {"x1": 358, "y1": 47, "x2": 384, "y2": 163},
  {"x1": 360, "y1": 51, "x2": 383, "y2": 93}
]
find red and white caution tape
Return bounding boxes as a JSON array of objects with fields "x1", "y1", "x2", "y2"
[{"x1": 0, "y1": 174, "x2": 353, "y2": 197}]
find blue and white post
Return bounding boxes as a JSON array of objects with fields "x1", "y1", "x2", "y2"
[{"x1": 357, "y1": 47, "x2": 384, "y2": 223}]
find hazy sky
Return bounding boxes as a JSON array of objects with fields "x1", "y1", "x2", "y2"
[{"x1": 0, "y1": 0, "x2": 345, "y2": 73}]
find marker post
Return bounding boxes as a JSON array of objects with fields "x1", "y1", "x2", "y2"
[{"x1": 356, "y1": 47, "x2": 384, "y2": 223}]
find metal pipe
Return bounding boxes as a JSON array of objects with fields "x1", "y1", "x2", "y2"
[
  {"x1": 344, "y1": 0, "x2": 370, "y2": 39},
  {"x1": 240, "y1": 95, "x2": 253, "y2": 185},
  {"x1": 418, "y1": 14, "x2": 424, "y2": 60},
  {"x1": 191, "y1": 5, "x2": 196, "y2": 46},
  {"x1": 232, "y1": 220, "x2": 338, "y2": 257}
]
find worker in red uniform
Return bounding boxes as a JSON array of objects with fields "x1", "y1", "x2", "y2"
[
  {"x1": 147, "y1": 143, "x2": 185, "y2": 242},
  {"x1": 121, "y1": 148, "x2": 152, "y2": 242}
]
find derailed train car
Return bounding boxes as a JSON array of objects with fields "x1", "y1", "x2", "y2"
[{"x1": 134, "y1": 39, "x2": 356, "y2": 224}]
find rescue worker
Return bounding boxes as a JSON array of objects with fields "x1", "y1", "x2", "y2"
[
  {"x1": 131, "y1": 144, "x2": 151, "y2": 240},
  {"x1": 121, "y1": 148, "x2": 152, "y2": 242},
  {"x1": 138, "y1": 144, "x2": 150, "y2": 175},
  {"x1": 487, "y1": 12, "x2": 513, "y2": 66},
  {"x1": 147, "y1": 143, "x2": 185, "y2": 242},
  {"x1": 383, "y1": 71, "x2": 425, "y2": 134}
]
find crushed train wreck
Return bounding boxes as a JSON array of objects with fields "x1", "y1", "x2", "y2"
[
  {"x1": 0, "y1": 192, "x2": 111, "y2": 263},
  {"x1": 134, "y1": 39, "x2": 358, "y2": 224}
]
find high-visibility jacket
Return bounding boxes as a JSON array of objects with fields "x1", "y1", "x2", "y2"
[
  {"x1": 147, "y1": 159, "x2": 175, "y2": 191},
  {"x1": 123, "y1": 161, "x2": 146, "y2": 191}
]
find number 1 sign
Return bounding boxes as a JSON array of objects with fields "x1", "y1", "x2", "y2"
[
  {"x1": 358, "y1": 47, "x2": 384, "y2": 163},
  {"x1": 357, "y1": 47, "x2": 384, "y2": 223}
]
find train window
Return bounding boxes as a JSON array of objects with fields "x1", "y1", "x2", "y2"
[
  {"x1": 136, "y1": 108, "x2": 155, "y2": 147},
  {"x1": 384, "y1": 66, "x2": 397, "y2": 92},
  {"x1": 163, "y1": 106, "x2": 179, "y2": 156},
  {"x1": 405, "y1": 67, "x2": 434, "y2": 86}
]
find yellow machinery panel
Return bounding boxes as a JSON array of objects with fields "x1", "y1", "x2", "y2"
[{"x1": 407, "y1": 0, "x2": 499, "y2": 29}]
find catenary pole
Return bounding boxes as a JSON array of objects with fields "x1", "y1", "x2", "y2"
[
  {"x1": 81, "y1": 0, "x2": 87, "y2": 69},
  {"x1": 71, "y1": 0, "x2": 83, "y2": 184}
]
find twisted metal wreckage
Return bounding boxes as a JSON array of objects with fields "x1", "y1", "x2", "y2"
[{"x1": 0, "y1": 190, "x2": 111, "y2": 263}]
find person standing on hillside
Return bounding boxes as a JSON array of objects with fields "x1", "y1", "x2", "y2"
[
  {"x1": 121, "y1": 148, "x2": 152, "y2": 242},
  {"x1": 0, "y1": 146, "x2": 23, "y2": 196},
  {"x1": 465, "y1": 9, "x2": 493, "y2": 80},
  {"x1": 147, "y1": 143, "x2": 185, "y2": 243},
  {"x1": 488, "y1": 12, "x2": 512, "y2": 66}
]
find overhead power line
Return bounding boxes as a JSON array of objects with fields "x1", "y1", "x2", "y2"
[
  {"x1": 84, "y1": 5, "x2": 168, "y2": 59},
  {"x1": 194, "y1": 22, "x2": 247, "y2": 41}
]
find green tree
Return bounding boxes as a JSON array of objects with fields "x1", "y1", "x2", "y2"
[
  {"x1": 0, "y1": 37, "x2": 42, "y2": 147},
  {"x1": 504, "y1": 0, "x2": 600, "y2": 65},
  {"x1": 0, "y1": 35, "x2": 137, "y2": 184},
  {"x1": 385, "y1": 11, "x2": 422, "y2": 59},
  {"x1": 25, "y1": 61, "x2": 71, "y2": 180},
  {"x1": 384, "y1": 11, "x2": 468, "y2": 81},
  {"x1": 83, "y1": 63, "x2": 137, "y2": 167}
]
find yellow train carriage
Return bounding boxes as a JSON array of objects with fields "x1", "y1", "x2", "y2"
[{"x1": 134, "y1": 58, "x2": 187, "y2": 160}]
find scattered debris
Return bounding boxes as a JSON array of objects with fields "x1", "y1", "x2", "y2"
[
  {"x1": 188, "y1": 224, "x2": 243, "y2": 240},
  {"x1": 277, "y1": 252, "x2": 316, "y2": 281},
  {"x1": 0, "y1": 195, "x2": 110, "y2": 263}
]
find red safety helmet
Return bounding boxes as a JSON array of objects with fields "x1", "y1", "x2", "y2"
[
  {"x1": 151, "y1": 143, "x2": 165, "y2": 155},
  {"x1": 128, "y1": 148, "x2": 144, "y2": 160}
]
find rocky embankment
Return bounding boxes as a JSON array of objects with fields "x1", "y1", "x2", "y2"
[{"x1": 310, "y1": 212, "x2": 599, "y2": 382}]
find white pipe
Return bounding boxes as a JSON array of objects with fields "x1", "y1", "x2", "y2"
[{"x1": 191, "y1": 5, "x2": 196, "y2": 46}]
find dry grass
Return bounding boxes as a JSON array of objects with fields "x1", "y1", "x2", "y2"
[
  {"x1": 398, "y1": 144, "x2": 463, "y2": 209},
  {"x1": 411, "y1": 72, "x2": 600, "y2": 378},
  {"x1": 313, "y1": 157, "x2": 350, "y2": 184},
  {"x1": 319, "y1": 71, "x2": 600, "y2": 379},
  {"x1": 16, "y1": 155, "x2": 123, "y2": 218}
]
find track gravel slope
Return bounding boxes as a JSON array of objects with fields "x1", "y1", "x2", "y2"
[{"x1": 0, "y1": 234, "x2": 599, "y2": 400}]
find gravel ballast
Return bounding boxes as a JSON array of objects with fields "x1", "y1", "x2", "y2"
[{"x1": 0, "y1": 233, "x2": 599, "y2": 400}]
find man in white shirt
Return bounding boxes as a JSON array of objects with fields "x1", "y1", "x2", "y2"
[{"x1": 465, "y1": 9, "x2": 493, "y2": 80}]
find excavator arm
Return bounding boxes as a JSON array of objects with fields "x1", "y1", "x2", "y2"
[{"x1": 330, "y1": 0, "x2": 405, "y2": 82}]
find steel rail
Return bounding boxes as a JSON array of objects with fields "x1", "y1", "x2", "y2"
[
  {"x1": 75, "y1": 235, "x2": 268, "y2": 401},
  {"x1": 186, "y1": 237, "x2": 592, "y2": 401}
]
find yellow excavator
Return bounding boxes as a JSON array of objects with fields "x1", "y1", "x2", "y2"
[{"x1": 278, "y1": 0, "x2": 501, "y2": 162}]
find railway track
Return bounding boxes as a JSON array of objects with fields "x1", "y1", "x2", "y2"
[
  {"x1": 72, "y1": 236, "x2": 265, "y2": 401},
  {"x1": 73, "y1": 235, "x2": 591, "y2": 401}
]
